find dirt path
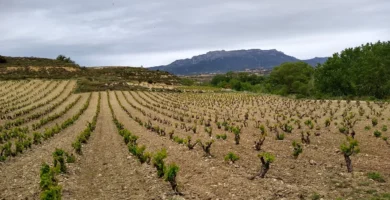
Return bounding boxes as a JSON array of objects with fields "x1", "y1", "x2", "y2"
[
  {"x1": 0, "y1": 92, "x2": 98, "y2": 200},
  {"x1": 62, "y1": 92, "x2": 171, "y2": 200}
]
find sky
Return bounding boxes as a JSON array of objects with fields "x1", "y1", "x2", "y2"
[{"x1": 0, "y1": 0, "x2": 389, "y2": 67}]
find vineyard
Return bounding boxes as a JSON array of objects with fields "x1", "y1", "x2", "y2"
[{"x1": 0, "y1": 80, "x2": 389, "y2": 200}]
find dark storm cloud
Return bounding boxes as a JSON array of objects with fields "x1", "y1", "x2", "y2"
[{"x1": 0, "y1": 0, "x2": 389, "y2": 66}]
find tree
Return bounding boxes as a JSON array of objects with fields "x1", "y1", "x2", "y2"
[
  {"x1": 0, "y1": 55, "x2": 6, "y2": 63},
  {"x1": 56, "y1": 54, "x2": 76, "y2": 64},
  {"x1": 315, "y1": 41, "x2": 390, "y2": 98},
  {"x1": 269, "y1": 61, "x2": 314, "y2": 96}
]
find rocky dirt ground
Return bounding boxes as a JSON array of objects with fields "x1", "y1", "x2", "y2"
[{"x1": 0, "y1": 81, "x2": 389, "y2": 200}]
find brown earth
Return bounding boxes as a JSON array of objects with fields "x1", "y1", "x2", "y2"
[{"x1": 0, "y1": 80, "x2": 389, "y2": 200}]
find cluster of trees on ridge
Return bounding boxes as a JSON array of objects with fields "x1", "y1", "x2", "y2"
[{"x1": 209, "y1": 41, "x2": 390, "y2": 99}]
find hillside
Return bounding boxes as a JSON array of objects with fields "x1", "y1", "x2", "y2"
[
  {"x1": 150, "y1": 49, "x2": 328, "y2": 75},
  {"x1": 0, "y1": 56, "x2": 180, "y2": 91}
]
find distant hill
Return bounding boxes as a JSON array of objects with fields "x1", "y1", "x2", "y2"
[
  {"x1": 0, "y1": 56, "x2": 180, "y2": 88},
  {"x1": 150, "y1": 49, "x2": 328, "y2": 75}
]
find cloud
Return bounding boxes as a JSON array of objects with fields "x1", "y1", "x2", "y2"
[{"x1": 0, "y1": 0, "x2": 389, "y2": 67}]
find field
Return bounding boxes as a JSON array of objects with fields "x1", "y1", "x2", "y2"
[{"x1": 0, "y1": 80, "x2": 390, "y2": 200}]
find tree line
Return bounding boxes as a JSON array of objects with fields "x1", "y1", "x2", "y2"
[{"x1": 210, "y1": 41, "x2": 390, "y2": 99}]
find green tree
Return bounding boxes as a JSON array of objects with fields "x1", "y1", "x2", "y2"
[
  {"x1": 0, "y1": 55, "x2": 6, "y2": 63},
  {"x1": 315, "y1": 41, "x2": 390, "y2": 98},
  {"x1": 269, "y1": 61, "x2": 314, "y2": 96}
]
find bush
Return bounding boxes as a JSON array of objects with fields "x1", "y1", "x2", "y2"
[
  {"x1": 164, "y1": 163, "x2": 181, "y2": 194},
  {"x1": 52, "y1": 149, "x2": 67, "y2": 173},
  {"x1": 198, "y1": 139, "x2": 214, "y2": 157},
  {"x1": 340, "y1": 137, "x2": 359, "y2": 172},
  {"x1": 39, "y1": 163, "x2": 57, "y2": 191},
  {"x1": 372, "y1": 118, "x2": 378, "y2": 126},
  {"x1": 216, "y1": 133, "x2": 227, "y2": 140},
  {"x1": 250, "y1": 152, "x2": 275, "y2": 179},
  {"x1": 152, "y1": 149, "x2": 167, "y2": 177},
  {"x1": 292, "y1": 141, "x2": 303, "y2": 159},
  {"x1": 224, "y1": 152, "x2": 240, "y2": 163},
  {"x1": 374, "y1": 130, "x2": 382, "y2": 138},
  {"x1": 40, "y1": 185, "x2": 62, "y2": 200},
  {"x1": 367, "y1": 172, "x2": 385, "y2": 182},
  {"x1": 276, "y1": 132, "x2": 285, "y2": 140},
  {"x1": 382, "y1": 125, "x2": 388, "y2": 132}
]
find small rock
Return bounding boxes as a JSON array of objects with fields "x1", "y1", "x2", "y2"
[{"x1": 309, "y1": 160, "x2": 317, "y2": 165}]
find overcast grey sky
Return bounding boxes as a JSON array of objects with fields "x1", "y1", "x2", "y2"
[{"x1": 0, "y1": 0, "x2": 389, "y2": 67}]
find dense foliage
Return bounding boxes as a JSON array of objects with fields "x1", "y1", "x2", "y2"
[
  {"x1": 210, "y1": 71, "x2": 266, "y2": 91},
  {"x1": 56, "y1": 54, "x2": 76, "y2": 64},
  {"x1": 210, "y1": 41, "x2": 390, "y2": 99},
  {"x1": 0, "y1": 55, "x2": 6, "y2": 63},
  {"x1": 267, "y1": 62, "x2": 314, "y2": 96},
  {"x1": 315, "y1": 41, "x2": 390, "y2": 98}
]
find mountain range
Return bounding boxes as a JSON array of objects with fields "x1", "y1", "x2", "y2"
[{"x1": 150, "y1": 49, "x2": 328, "y2": 75}]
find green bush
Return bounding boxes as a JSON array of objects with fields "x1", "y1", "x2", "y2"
[
  {"x1": 367, "y1": 172, "x2": 385, "y2": 182},
  {"x1": 340, "y1": 137, "x2": 360, "y2": 173},
  {"x1": 224, "y1": 152, "x2": 240, "y2": 163},
  {"x1": 292, "y1": 140, "x2": 303, "y2": 159},
  {"x1": 152, "y1": 149, "x2": 167, "y2": 177},
  {"x1": 372, "y1": 118, "x2": 378, "y2": 126},
  {"x1": 39, "y1": 163, "x2": 57, "y2": 191},
  {"x1": 164, "y1": 163, "x2": 180, "y2": 194},
  {"x1": 374, "y1": 130, "x2": 382, "y2": 138},
  {"x1": 276, "y1": 132, "x2": 285, "y2": 140},
  {"x1": 40, "y1": 185, "x2": 62, "y2": 200},
  {"x1": 216, "y1": 133, "x2": 227, "y2": 140},
  {"x1": 52, "y1": 149, "x2": 67, "y2": 173}
]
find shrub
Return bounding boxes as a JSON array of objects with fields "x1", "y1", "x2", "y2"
[
  {"x1": 186, "y1": 136, "x2": 198, "y2": 150},
  {"x1": 205, "y1": 127, "x2": 212, "y2": 137},
  {"x1": 198, "y1": 139, "x2": 214, "y2": 157},
  {"x1": 39, "y1": 162, "x2": 62, "y2": 200},
  {"x1": 40, "y1": 185, "x2": 62, "y2": 200},
  {"x1": 382, "y1": 125, "x2": 388, "y2": 132},
  {"x1": 39, "y1": 163, "x2": 56, "y2": 191},
  {"x1": 367, "y1": 172, "x2": 385, "y2": 182},
  {"x1": 372, "y1": 118, "x2": 378, "y2": 126},
  {"x1": 52, "y1": 149, "x2": 67, "y2": 173},
  {"x1": 33, "y1": 132, "x2": 42, "y2": 144},
  {"x1": 232, "y1": 126, "x2": 241, "y2": 145},
  {"x1": 325, "y1": 119, "x2": 331, "y2": 127},
  {"x1": 224, "y1": 152, "x2": 240, "y2": 163},
  {"x1": 250, "y1": 152, "x2": 275, "y2": 179},
  {"x1": 216, "y1": 134, "x2": 227, "y2": 140},
  {"x1": 152, "y1": 149, "x2": 167, "y2": 177},
  {"x1": 72, "y1": 141, "x2": 82, "y2": 155},
  {"x1": 254, "y1": 134, "x2": 266, "y2": 151},
  {"x1": 164, "y1": 163, "x2": 181, "y2": 195},
  {"x1": 15, "y1": 140, "x2": 24, "y2": 154},
  {"x1": 292, "y1": 140, "x2": 303, "y2": 159},
  {"x1": 340, "y1": 137, "x2": 359, "y2": 172},
  {"x1": 374, "y1": 130, "x2": 382, "y2": 138},
  {"x1": 276, "y1": 132, "x2": 285, "y2": 140},
  {"x1": 339, "y1": 126, "x2": 347, "y2": 134},
  {"x1": 311, "y1": 193, "x2": 321, "y2": 200},
  {"x1": 364, "y1": 125, "x2": 371, "y2": 131},
  {"x1": 128, "y1": 144, "x2": 148, "y2": 164},
  {"x1": 65, "y1": 153, "x2": 76, "y2": 163}
]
